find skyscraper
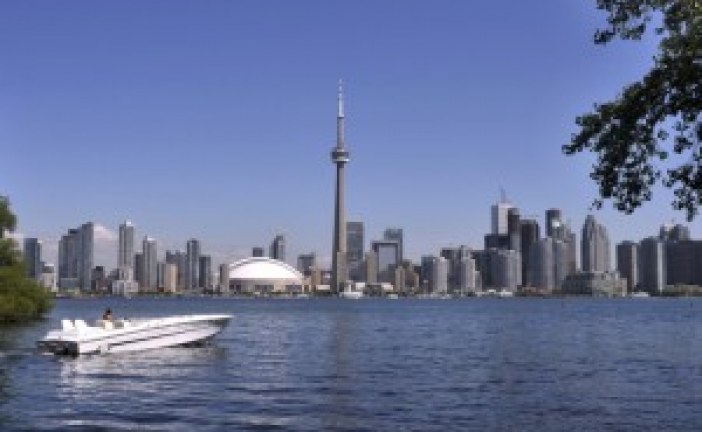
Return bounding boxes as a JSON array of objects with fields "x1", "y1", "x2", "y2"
[
  {"x1": 440, "y1": 247, "x2": 461, "y2": 292},
  {"x1": 616, "y1": 241, "x2": 639, "y2": 293},
  {"x1": 493, "y1": 249, "x2": 520, "y2": 290},
  {"x1": 199, "y1": 255, "x2": 212, "y2": 289},
  {"x1": 365, "y1": 250, "x2": 378, "y2": 284},
  {"x1": 331, "y1": 81, "x2": 350, "y2": 294},
  {"x1": 218, "y1": 263, "x2": 230, "y2": 293},
  {"x1": 520, "y1": 219, "x2": 540, "y2": 287},
  {"x1": 346, "y1": 221, "x2": 364, "y2": 281},
  {"x1": 270, "y1": 234, "x2": 286, "y2": 262},
  {"x1": 252, "y1": 247, "x2": 264, "y2": 258},
  {"x1": 118, "y1": 220, "x2": 135, "y2": 270},
  {"x1": 23, "y1": 237, "x2": 42, "y2": 280},
  {"x1": 142, "y1": 236, "x2": 158, "y2": 291},
  {"x1": 186, "y1": 238, "x2": 200, "y2": 290},
  {"x1": 491, "y1": 198, "x2": 514, "y2": 235},
  {"x1": 529, "y1": 237, "x2": 568, "y2": 292},
  {"x1": 639, "y1": 237, "x2": 666, "y2": 294},
  {"x1": 134, "y1": 252, "x2": 144, "y2": 289},
  {"x1": 297, "y1": 253, "x2": 316, "y2": 276},
  {"x1": 458, "y1": 256, "x2": 477, "y2": 294},
  {"x1": 58, "y1": 223, "x2": 93, "y2": 291},
  {"x1": 581, "y1": 215, "x2": 611, "y2": 272},
  {"x1": 545, "y1": 208, "x2": 563, "y2": 238},
  {"x1": 432, "y1": 256, "x2": 448, "y2": 294},
  {"x1": 507, "y1": 208, "x2": 521, "y2": 253},
  {"x1": 383, "y1": 228, "x2": 404, "y2": 264},
  {"x1": 372, "y1": 240, "x2": 399, "y2": 284}
]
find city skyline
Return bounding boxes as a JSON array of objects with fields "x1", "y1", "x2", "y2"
[{"x1": 3, "y1": 1, "x2": 701, "y2": 268}]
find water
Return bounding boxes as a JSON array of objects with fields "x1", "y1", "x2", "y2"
[{"x1": 1, "y1": 297, "x2": 702, "y2": 431}]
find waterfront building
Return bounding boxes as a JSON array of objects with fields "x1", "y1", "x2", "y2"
[
  {"x1": 365, "y1": 250, "x2": 378, "y2": 284},
  {"x1": 166, "y1": 250, "x2": 187, "y2": 290},
  {"x1": 566, "y1": 229, "x2": 578, "y2": 275},
  {"x1": 134, "y1": 252, "x2": 144, "y2": 289},
  {"x1": 186, "y1": 239, "x2": 200, "y2": 291},
  {"x1": 471, "y1": 250, "x2": 492, "y2": 289},
  {"x1": 458, "y1": 256, "x2": 478, "y2": 294},
  {"x1": 297, "y1": 253, "x2": 316, "y2": 276},
  {"x1": 40, "y1": 263, "x2": 56, "y2": 292},
  {"x1": 372, "y1": 240, "x2": 400, "y2": 284},
  {"x1": 91, "y1": 266, "x2": 108, "y2": 292},
  {"x1": 78, "y1": 223, "x2": 94, "y2": 292},
  {"x1": 420, "y1": 255, "x2": 434, "y2": 292},
  {"x1": 346, "y1": 221, "x2": 364, "y2": 281},
  {"x1": 23, "y1": 237, "x2": 42, "y2": 280},
  {"x1": 616, "y1": 241, "x2": 639, "y2": 293},
  {"x1": 163, "y1": 263, "x2": 178, "y2": 293},
  {"x1": 199, "y1": 255, "x2": 212, "y2": 289},
  {"x1": 432, "y1": 256, "x2": 448, "y2": 295},
  {"x1": 529, "y1": 237, "x2": 568, "y2": 292},
  {"x1": 561, "y1": 271, "x2": 626, "y2": 296},
  {"x1": 492, "y1": 249, "x2": 520, "y2": 291},
  {"x1": 228, "y1": 257, "x2": 303, "y2": 295},
  {"x1": 330, "y1": 81, "x2": 350, "y2": 294},
  {"x1": 399, "y1": 261, "x2": 420, "y2": 294},
  {"x1": 394, "y1": 266, "x2": 405, "y2": 294},
  {"x1": 252, "y1": 247, "x2": 264, "y2": 258},
  {"x1": 665, "y1": 240, "x2": 702, "y2": 287},
  {"x1": 639, "y1": 237, "x2": 666, "y2": 294},
  {"x1": 507, "y1": 208, "x2": 521, "y2": 253},
  {"x1": 142, "y1": 237, "x2": 158, "y2": 291},
  {"x1": 118, "y1": 220, "x2": 135, "y2": 270},
  {"x1": 270, "y1": 234, "x2": 286, "y2": 262},
  {"x1": 218, "y1": 263, "x2": 230, "y2": 293},
  {"x1": 582, "y1": 215, "x2": 611, "y2": 272},
  {"x1": 383, "y1": 228, "x2": 404, "y2": 264},
  {"x1": 57, "y1": 222, "x2": 93, "y2": 291},
  {"x1": 440, "y1": 247, "x2": 461, "y2": 292},
  {"x1": 520, "y1": 219, "x2": 540, "y2": 287},
  {"x1": 545, "y1": 209, "x2": 578, "y2": 274}
]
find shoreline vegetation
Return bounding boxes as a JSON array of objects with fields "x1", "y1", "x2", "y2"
[{"x1": 0, "y1": 196, "x2": 53, "y2": 324}]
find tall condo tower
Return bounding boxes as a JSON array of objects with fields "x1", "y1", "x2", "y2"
[{"x1": 331, "y1": 80, "x2": 350, "y2": 294}]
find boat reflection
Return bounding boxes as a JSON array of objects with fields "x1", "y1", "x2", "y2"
[{"x1": 58, "y1": 345, "x2": 228, "y2": 395}]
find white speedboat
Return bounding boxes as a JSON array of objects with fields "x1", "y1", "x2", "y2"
[
  {"x1": 339, "y1": 289, "x2": 364, "y2": 299},
  {"x1": 37, "y1": 314, "x2": 231, "y2": 356}
]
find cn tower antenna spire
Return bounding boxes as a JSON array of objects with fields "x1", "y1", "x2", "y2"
[{"x1": 338, "y1": 79, "x2": 344, "y2": 119}]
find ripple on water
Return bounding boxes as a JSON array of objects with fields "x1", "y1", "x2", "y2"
[{"x1": 2, "y1": 298, "x2": 702, "y2": 431}]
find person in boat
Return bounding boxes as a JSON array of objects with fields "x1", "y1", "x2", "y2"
[{"x1": 102, "y1": 307, "x2": 113, "y2": 321}]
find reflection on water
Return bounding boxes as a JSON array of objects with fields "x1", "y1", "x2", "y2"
[{"x1": 1, "y1": 298, "x2": 702, "y2": 431}]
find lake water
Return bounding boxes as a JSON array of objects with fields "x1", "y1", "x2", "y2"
[{"x1": 1, "y1": 297, "x2": 702, "y2": 431}]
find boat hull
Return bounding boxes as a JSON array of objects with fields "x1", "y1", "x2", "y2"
[{"x1": 38, "y1": 315, "x2": 231, "y2": 356}]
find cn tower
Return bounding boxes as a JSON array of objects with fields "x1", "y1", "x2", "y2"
[{"x1": 331, "y1": 80, "x2": 349, "y2": 294}]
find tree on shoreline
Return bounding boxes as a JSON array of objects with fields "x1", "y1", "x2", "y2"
[
  {"x1": 0, "y1": 196, "x2": 52, "y2": 323},
  {"x1": 563, "y1": 0, "x2": 702, "y2": 220}
]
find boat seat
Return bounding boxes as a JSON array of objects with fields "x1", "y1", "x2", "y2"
[
  {"x1": 61, "y1": 319, "x2": 74, "y2": 330},
  {"x1": 74, "y1": 320, "x2": 89, "y2": 332}
]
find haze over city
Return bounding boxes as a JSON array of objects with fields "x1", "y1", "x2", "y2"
[{"x1": 2, "y1": 1, "x2": 699, "y2": 269}]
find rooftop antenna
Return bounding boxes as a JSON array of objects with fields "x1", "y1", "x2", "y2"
[{"x1": 499, "y1": 187, "x2": 507, "y2": 204}]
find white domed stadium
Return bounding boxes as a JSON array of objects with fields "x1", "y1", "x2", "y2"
[{"x1": 228, "y1": 257, "x2": 304, "y2": 295}]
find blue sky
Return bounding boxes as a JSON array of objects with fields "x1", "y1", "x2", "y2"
[{"x1": 1, "y1": 1, "x2": 698, "y2": 267}]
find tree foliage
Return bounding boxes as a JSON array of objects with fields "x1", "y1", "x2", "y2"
[
  {"x1": 0, "y1": 197, "x2": 52, "y2": 323},
  {"x1": 563, "y1": 0, "x2": 702, "y2": 219}
]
